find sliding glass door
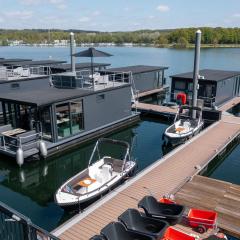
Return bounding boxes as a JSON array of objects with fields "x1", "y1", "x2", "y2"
[{"x1": 56, "y1": 99, "x2": 84, "y2": 140}]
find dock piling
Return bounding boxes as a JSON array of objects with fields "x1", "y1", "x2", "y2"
[
  {"x1": 70, "y1": 32, "x2": 76, "y2": 74},
  {"x1": 192, "y1": 29, "x2": 202, "y2": 118}
]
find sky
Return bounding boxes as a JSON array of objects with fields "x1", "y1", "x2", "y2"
[{"x1": 0, "y1": 0, "x2": 240, "y2": 31}]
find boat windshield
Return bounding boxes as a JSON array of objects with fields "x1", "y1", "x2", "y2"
[{"x1": 89, "y1": 138, "x2": 130, "y2": 166}]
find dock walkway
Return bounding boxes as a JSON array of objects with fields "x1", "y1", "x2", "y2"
[
  {"x1": 53, "y1": 107, "x2": 240, "y2": 239},
  {"x1": 132, "y1": 102, "x2": 177, "y2": 116},
  {"x1": 135, "y1": 87, "x2": 166, "y2": 99},
  {"x1": 175, "y1": 175, "x2": 240, "y2": 238}
]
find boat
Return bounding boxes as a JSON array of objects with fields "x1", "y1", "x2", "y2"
[
  {"x1": 163, "y1": 105, "x2": 204, "y2": 145},
  {"x1": 55, "y1": 138, "x2": 136, "y2": 208}
]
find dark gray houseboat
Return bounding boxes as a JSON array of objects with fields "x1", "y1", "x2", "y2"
[
  {"x1": 101, "y1": 65, "x2": 168, "y2": 99},
  {"x1": 170, "y1": 69, "x2": 240, "y2": 107},
  {"x1": 0, "y1": 69, "x2": 139, "y2": 165}
]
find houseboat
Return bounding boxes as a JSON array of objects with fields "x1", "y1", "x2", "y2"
[
  {"x1": 0, "y1": 69, "x2": 139, "y2": 165},
  {"x1": 102, "y1": 65, "x2": 169, "y2": 100},
  {"x1": 0, "y1": 51, "x2": 169, "y2": 166},
  {"x1": 170, "y1": 69, "x2": 240, "y2": 107}
]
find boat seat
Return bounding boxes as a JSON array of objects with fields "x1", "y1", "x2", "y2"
[
  {"x1": 138, "y1": 196, "x2": 185, "y2": 225},
  {"x1": 118, "y1": 208, "x2": 168, "y2": 238},
  {"x1": 102, "y1": 164, "x2": 112, "y2": 182},
  {"x1": 104, "y1": 158, "x2": 123, "y2": 173},
  {"x1": 89, "y1": 168, "x2": 102, "y2": 184},
  {"x1": 101, "y1": 222, "x2": 155, "y2": 240}
]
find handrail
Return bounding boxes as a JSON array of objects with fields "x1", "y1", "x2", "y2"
[
  {"x1": 0, "y1": 200, "x2": 59, "y2": 240},
  {"x1": 51, "y1": 71, "x2": 132, "y2": 90},
  {"x1": 0, "y1": 131, "x2": 41, "y2": 150}
]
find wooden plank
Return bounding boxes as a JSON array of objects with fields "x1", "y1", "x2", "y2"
[
  {"x1": 175, "y1": 176, "x2": 240, "y2": 238},
  {"x1": 55, "y1": 120, "x2": 240, "y2": 239}
]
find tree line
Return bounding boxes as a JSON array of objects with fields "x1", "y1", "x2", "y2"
[{"x1": 0, "y1": 27, "x2": 240, "y2": 47}]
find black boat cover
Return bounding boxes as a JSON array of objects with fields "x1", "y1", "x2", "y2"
[
  {"x1": 118, "y1": 208, "x2": 168, "y2": 238},
  {"x1": 101, "y1": 222, "x2": 155, "y2": 240},
  {"x1": 138, "y1": 196, "x2": 185, "y2": 225}
]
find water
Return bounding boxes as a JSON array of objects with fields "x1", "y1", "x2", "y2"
[
  {"x1": 1, "y1": 46, "x2": 240, "y2": 231},
  {"x1": 204, "y1": 139, "x2": 240, "y2": 185},
  {"x1": 0, "y1": 118, "x2": 170, "y2": 231}
]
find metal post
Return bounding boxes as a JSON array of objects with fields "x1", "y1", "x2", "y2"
[
  {"x1": 192, "y1": 29, "x2": 202, "y2": 118},
  {"x1": 70, "y1": 32, "x2": 75, "y2": 74}
]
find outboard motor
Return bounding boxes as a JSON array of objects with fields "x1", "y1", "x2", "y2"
[
  {"x1": 16, "y1": 148, "x2": 24, "y2": 167},
  {"x1": 39, "y1": 140, "x2": 47, "y2": 158}
]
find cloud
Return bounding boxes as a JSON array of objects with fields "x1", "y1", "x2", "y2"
[
  {"x1": 20, "y1": 0, "x2": 40, "y2": 5},
  {"x1": 78, "y1": 17, "x2": 90, "y2": 23},
  {"x1": 233, "y1": 13, "x2": 240, "y2": 18},
  {"x1": 58, "y1": 4, "x2": 67, "y2": 10},
  {"x1": 148, "y1": 15, "x2": 155, "y2": 19},
  {"x1": 4, "y1": 11, "x2": 33, "y2": 20},
  {"x1": 92, "y1": 10, "x2": 101, "y2": 16},
  {"x1": 156, "y1": 5, "x2": 170, "y2": 12}
]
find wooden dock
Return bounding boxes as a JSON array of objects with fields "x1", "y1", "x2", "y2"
[
  {"x1": 52, "y1": 98, "x2": 240, "y2": 240},
  {"x1": 219, "y1": 96, "x2": 240, "y2": 112},
  {"x1": 175, "y1": 175, "x2": 240, "y2": 238},
  {"x1": 132, "y1": 102, "x2": 177, "y2": 116},
  {"x1": 53, "y1": 117, "x2": 240, "y2": 239},
  {"x1": 135, "y1": 87, "x2": 166, "y2": 99}
]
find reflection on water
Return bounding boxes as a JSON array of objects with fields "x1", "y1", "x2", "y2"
[
  {"x1": 227, "y1": 103, "x2": 240, "y2": 117},
  {"x1": 204, "y1": 138, "x2": 240, "y2": 185},
  {"x1": 0, "y1": 118, "x2": 170, "y2": 231}
]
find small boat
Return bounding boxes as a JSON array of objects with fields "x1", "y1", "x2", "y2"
[
  {"x1": 163, "y1": 105, "x2": 204, "y2": 145},
  {"x1": 55, "y1": 138, "x2": 136, "y2": 208}
]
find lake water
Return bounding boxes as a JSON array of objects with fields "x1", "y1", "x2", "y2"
[{"x1": 0, "y1": 46, "x2": 240, "y2": 231}]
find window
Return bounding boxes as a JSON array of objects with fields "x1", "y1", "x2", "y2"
[
  {"x1": 40, "y1": 106, "x2": 53, "y2": 141},
  {"x1": 56, "y1": 100, "x2": 84, "y2": 139},
  {"x1": 56, "y1": 103, "x2": 71, "y2": 139},
  {"x1": 96, "y1": 94, "x2": 105, "y2": 102},
  {"x1": 10, "y1": 83, "x2": 20, "y2": 89},
  {"x1": 70, "y1": 101, "x2": 84, "y2": 134},
  {"x1": 174, "y1": 81, "x2": 186, "y2": 90}
]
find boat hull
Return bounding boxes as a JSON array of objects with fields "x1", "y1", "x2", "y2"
[
  {"x1": 55, "y1": 163, "x2": 136, "y2": 209},
  {"x1": 164, "y1": 122, "x2": 204, "y2": 146}
]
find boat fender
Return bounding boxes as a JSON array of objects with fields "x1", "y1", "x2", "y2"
[
  {"x1": 39, "y1": 141, "x2": 48, "y2": 158},
  {"x1": 16, "y1": 148, "x2": 24, "y2": 167}
]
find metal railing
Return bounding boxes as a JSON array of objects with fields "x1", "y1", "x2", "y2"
[
  {"x1": 51, "y1": 71, "x2": 133, "y2": 90},
  {"x1": 171, "y1": 92, "x2": 216, "y2": 108},
  {"x1": 0, "y1": 131, "x2": 41, "y2": 152},
  {"x1": 0, "y1": 200, "x2": 59, "y2": 240},
  {"x1": 2, "y1": 66, "x2": 51, "y2": 80}
]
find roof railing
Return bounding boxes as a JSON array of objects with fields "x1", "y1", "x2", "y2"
[
  {"x1": 51, "y1": 70, "x2": 133, "y2": 91},
  {"x1": 0, "y1": 200, "x2": 59, "y2": 240}
]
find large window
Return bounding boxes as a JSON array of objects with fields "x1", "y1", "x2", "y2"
[
  {"x1": 40, "y1": 107, "x2": 53, "y2": 141},
  {"x1": 56, "y1": 100, "x2": 84, "y2": 139},
  {"x1": 174, "y1": 80, "x2": 186, "y2": 90},
  {"x1": 70, "y1": 101, "x2": 84, "y2": 134}
]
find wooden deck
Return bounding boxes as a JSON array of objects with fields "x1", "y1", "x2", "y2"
[
  {"x1": 53, "y1": 116, "x2": 240, "y2": 239},
  {"x1": 175, "y1": 175, "x2": 240, "y2": 238},
  {"x1": 132, "y1": 102, "x2": 177, "y2": 115},
  {"x1": 52, "y1": 99, "x2": 240, "y2": 240},
  {"x1": 136, "y1": 87, "x2": 166, "y2": 99},
  {"x1": 219, "y1": 96, "x2": 240, "y2": 112}
]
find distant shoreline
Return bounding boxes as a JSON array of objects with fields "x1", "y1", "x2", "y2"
[{"x1": 1, "y1": 43, "x2": 240, "y2": 49}]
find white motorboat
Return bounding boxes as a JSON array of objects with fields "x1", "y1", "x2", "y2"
[
  {"x1": 55, "y1": 138, "x2": 136, "y2": 208},
  {"x1": 164, "y1": 105, "x2": 204, "y2": 145}
]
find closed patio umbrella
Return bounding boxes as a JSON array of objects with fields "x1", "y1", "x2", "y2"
[{"x1": 73, "y1": 47, "x2": 112, "y2": 89}]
